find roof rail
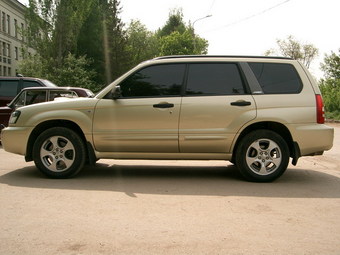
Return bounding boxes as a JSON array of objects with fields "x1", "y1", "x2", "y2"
[{"x1": 153, "y1": 55, "x2": 292, "y2": 60}]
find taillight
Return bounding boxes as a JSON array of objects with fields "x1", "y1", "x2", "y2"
[{"x1": 315, "y1": 94, "x2": 325, "y2": 124}]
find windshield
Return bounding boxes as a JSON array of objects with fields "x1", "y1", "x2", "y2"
[{"x1": 42, "y1": 80, "x2": 58, "y2": 87}]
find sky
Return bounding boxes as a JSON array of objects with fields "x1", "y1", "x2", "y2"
[{"x1": 18, "y1": 0, "x2": 340, "y2": 79}]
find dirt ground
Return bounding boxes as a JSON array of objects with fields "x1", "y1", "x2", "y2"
[{"x1": 0, "y1": 123, "x2": 339, "y2": 255}]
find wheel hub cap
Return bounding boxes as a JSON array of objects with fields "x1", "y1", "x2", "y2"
[{"x1": 246, "y1": 139, "x2": 282, "y2": 176}]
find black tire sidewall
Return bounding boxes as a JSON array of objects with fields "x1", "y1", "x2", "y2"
[
  {"x1": 235, "y1": 130, "x2": 290, "y2": 182},
  {"x1": 33, "y1": 127, "x2": 86, "y2": 178}
]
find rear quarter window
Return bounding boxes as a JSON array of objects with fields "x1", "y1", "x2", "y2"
[{"x1": 248, "y1": 63, "x2": 302, "y2": 94}]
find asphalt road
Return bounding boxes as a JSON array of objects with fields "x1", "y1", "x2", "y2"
[{"x1": 0, "y1": 124, "x2": 339, "y2": 255}]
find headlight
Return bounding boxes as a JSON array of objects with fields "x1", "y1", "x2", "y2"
[{"x1": 9, "y1": 110, "x2": 21, "y2": 124}]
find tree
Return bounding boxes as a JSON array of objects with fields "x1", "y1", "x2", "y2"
[
  {"x1": 319, "y1": 49, "x2": 340, "y2": 120},
  {"x1": 23, "y1": 0, "x2": 128, "y2": 89},
  {"x1": 160, "y1": 30, "x2": 208, "y2": 55},
  {"x1": 157, "y1": 9, "x2": 186, "y2": 37},
  {"x1": 265, "y1": 35, "x2": 318, "y2": 68},
  {"x1": 156, "y1": 9, "x2": 208, "y2": 56},
  {"x1": 19, "y1": 53, "x2": 97, "y2": 91},
  {"x1": 320, "y1": 49, "x2": 340, "y2": 83},
  {"x1": 125, "y1": 20, "x2": 158, "y2": 68},
  {"x1": 105, "y1": 0, "x2": 129, "y2": 83}
]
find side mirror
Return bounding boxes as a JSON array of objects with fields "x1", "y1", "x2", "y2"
[{"x1": 112, "y1": 85, "x2": 122, "y2": 100}]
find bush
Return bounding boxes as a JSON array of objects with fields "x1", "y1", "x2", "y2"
[{"x1": 320, "y1": 80, "x2": 340, "y2": 120}]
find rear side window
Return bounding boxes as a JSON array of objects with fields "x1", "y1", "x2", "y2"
[
  {"x1": 185, "y1": 63, "x2": 245, "y2": 95},
  {"x1": 23, "y1": 81, "x2": 42, "y2": 88},
  {"x1": 120, "y1": 64, "x2": 185, "y2": 97},
  {"x1": 0, "y1": 80, "x2": 19, "y2": 96},
  {"x1": 248, "y1": 63, "x2": 302, "y2": 94}
]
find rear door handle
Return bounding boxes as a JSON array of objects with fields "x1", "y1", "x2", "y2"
[
  {"x1": 153, "y1": 103, "x2": 174, "y2": 108},
  {"x1": 230, "y1": 101, "x2": 251, "y2": 106}
]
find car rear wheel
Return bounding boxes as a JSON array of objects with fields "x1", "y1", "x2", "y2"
[
  {"x1": 235, "y1": 130, "x2": 289, "y2": 182},
  {"x1": 33, "y1": 127, "x2": 86, "y2": 178}
]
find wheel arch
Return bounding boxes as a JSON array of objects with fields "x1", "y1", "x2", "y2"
[
  {"x1": 232, "y1": 121, "x2": 301, "y2": 165},
  {"x1": 25, "y1": 120, "x2": 96, "y2": 164}
]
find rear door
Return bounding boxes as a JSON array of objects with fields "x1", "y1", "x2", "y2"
[{"x1": 179, "y1": 62, "x2": 256, "y2": 153}]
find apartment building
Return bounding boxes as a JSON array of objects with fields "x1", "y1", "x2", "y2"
[{"x1": 0, "y1": 0, "x2": 29, "y2": 76}]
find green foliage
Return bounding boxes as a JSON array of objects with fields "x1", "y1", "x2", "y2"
[
  {"x1": 157, "y1": 9, "x2": 186, "y2": 37},
  {"x1": 19, "y1": 53, "x2": 97, "y2": 91},
  {"x1": 21, "y1": 3, "x2": 209, "y2": 91},
  {"x1": 157, "y1": 9, "x2": 208, "y2": 56},
  {"x1": 125, "y1": 20, "x2": 158, "y2": 68},
  {"x1": 321, "y1": 49, "x2": 340, "y2": 81},
  {"x1": 160, "y1": 30, "x2": 207, "y2": 55},
  {"x1": 265, "y1": 35, "x2": 318, "y2": 69},
  {"x1": 319, "y1": 49, "x2": 340, "y2": 120}
]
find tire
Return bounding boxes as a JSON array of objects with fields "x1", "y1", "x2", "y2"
[
  {"x1": 235, "y1": 130, "x2": 289, "y2": 182},
  {"x1": 32, "y1": 127, "x2": 86, "y2": 178}
]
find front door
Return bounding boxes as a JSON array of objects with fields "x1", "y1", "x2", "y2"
[{"x1": 93, "y1": 63, "x2": 186, "y2": 153}]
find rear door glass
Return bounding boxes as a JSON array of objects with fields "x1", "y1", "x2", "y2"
[
  {"x1": 248, "y1": 63, "x2": 302, "y2": 94},
  {"x1": 185, "y1": 63, "x2": 245, "y2": 95}
]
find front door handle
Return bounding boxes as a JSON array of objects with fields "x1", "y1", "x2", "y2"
[
  {"x1": 153, "y1": 103, "x2": 174, "y2": 108},
  {"x1": 230, "y1": 101, "x2": 251, "y2": 106}
]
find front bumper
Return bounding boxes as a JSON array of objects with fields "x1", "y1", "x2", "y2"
[{"x1": 1, "y1": 126, "x2": 34, "y2": 156}]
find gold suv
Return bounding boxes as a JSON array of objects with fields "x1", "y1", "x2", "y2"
[{"x1": 1, "y1": 56, "x2": 334, "y2": 182}]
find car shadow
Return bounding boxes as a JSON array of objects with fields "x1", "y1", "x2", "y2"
[{"x1": 0, "y1": 160, "x2": 339, "y2": 199}]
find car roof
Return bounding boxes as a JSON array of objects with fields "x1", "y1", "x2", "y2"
[
  {"x1": 0, "y1": 76, "x2": 44, "y2": 81},
  {"x1": 19, "y1": 87, "x2": 88, "y2": 91},
  {"x1": 153, "y1": 55, "x2": 293, "y2": 60},
  {"x1": 0, "y1": 77, "x2": 58, "y2": 87}
]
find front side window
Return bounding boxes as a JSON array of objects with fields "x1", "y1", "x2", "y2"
[
  {"x1": 24, "y1": 90, "x2": 47, "y2": 105},
  {"x1": 249, "y1": 63, "x2": 303, "y2": 94},
  {"x1": 120, "y1": 64, "x2": 185, "y2": 97},
  {"x1": 185, "y1": 63, "x2": 245, "y2": 95}
]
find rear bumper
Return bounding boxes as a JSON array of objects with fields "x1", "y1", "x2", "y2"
[
  {"x1": 1, "y1": 126, "x2": 33, "y2": 156},
  {"x1": 288, "y1": 123, "x2": 334, "y2": 156}
]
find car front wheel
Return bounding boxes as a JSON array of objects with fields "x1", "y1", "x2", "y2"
[
  {"x1": 32, "y1": 127, "x2": 86, "y2": 178},
  {"x1": 235, "y1": 130, "x2": 290, "y2": 182}
]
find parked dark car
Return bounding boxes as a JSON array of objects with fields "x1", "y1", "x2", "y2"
[
  {"x1": 0, "y1": 87, "x2": 94, "y2": 133},
  {"x1": 0, "y1": 77, "x2": 58, "y2": 106}
]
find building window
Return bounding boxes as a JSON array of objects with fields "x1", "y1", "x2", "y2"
[
  {"x1": 3, "y1": 66, "x2": 6, "y2": 76},
  {"x1": 21, "y1": 23, "x2": 25, "y2": 41},
  {"x1": 15, "y1": 47, "x2": 18, "y2": 60},
  {"x1": 2, "y1": 12, "x2": 5, "y2": 32},
  {"x1": 7, "y1": 15, "x2": 10, "y2": 35},
  {"x1": 14, "y1": 19, "x2": 18, "y2": 38},
  {"x1": 7, "y1": 44, "x2": 10, "y2": 58},
  {"x1": 2, "y1": 42, "x2": 6, "y2": 56}
]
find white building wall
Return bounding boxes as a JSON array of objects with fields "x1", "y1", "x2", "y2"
[{"x1": 0, "y1": 0, "x2": 31, "y2": 77}]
